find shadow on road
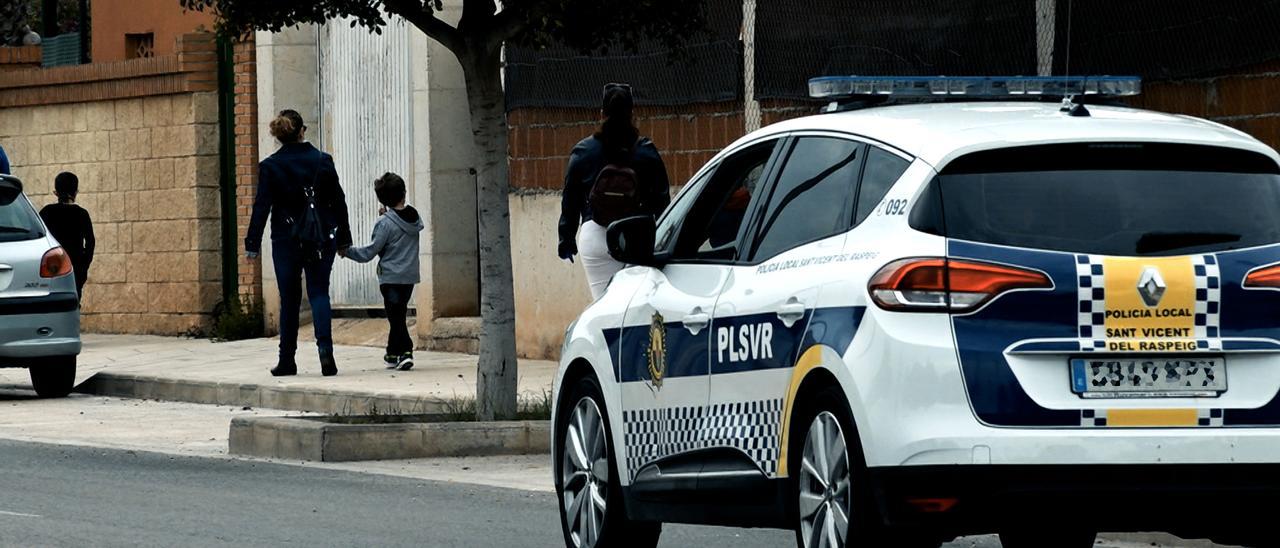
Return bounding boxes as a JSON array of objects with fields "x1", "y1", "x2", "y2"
[{"x1": 0, "y1": 386, "x2": 39, "y2": 401}]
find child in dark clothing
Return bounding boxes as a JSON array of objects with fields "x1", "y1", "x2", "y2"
[
  {"x1": 341, "y1": 173, "x2": 424, "y2": 370},
  {"x1": 39, "y1": 172, "x2": 95, "y2": 298}
]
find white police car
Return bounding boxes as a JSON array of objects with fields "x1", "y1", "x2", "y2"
[{"x1": 552, "y1": 76, "x2": 1280, "y2": 548}]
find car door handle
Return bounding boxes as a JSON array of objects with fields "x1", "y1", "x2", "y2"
[
  {"x1": 682, "y1": 311, "x2": 710, "y2": 335},
  {"x1": 777, "y1": 301, "x2": 806, "y2": 328}
]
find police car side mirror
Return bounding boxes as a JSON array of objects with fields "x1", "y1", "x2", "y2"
[{"x1": 606, "y1": 215, "x2": 662, "y2": 267}]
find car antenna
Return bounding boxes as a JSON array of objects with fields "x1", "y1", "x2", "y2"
[{"x1": 1058, "y1": 0, "x2": 1091, "y2": 117}]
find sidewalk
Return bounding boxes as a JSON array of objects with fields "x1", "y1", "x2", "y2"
[{"x1": 0, "y1": 334, "x2": 557, "y2": 415}]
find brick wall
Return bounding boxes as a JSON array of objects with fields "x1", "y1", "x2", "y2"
[
  {"x1": 1130, "y1": 60, "x2": 1280, "y2": 152},
  {"x1": 0, "y1": 46, "x2": 41, "y2": 72},
  {"x1": 232, "y1": 38, "x2": 261, "y2": 304},
  {"x1": 0, "y1": 33, "x2": 224, "y2": 335},
  {"x1": 507, "y1": 102, "x2": 745, "y2": 189}
]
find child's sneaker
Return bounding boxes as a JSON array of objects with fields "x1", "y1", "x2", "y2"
[
  {"x1": 397, "y1": 353, "x2": 414, "y2": 371},
  {"x1": 382, "y1": 354, "x2": 399, "y2": 369}
]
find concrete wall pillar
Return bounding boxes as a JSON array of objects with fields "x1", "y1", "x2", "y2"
[{"x1": 412, "y1": 1, "x2": 481, "y2": 351}]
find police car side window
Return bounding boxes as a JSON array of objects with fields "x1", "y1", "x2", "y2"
[
  {"x1": 854, "y1": 147, "x2": 911, "y2": 225},
  {"x1": 748, "y1": 137, "x2": 865, "y2": 261},
  {"x1": 655, "y1": 166, "x2": 715, "y2": 253},
  {"x1": 667, "y1": 140, "x2": 779, "y2": 262}
]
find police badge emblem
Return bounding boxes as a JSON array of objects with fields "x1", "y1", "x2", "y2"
[{"x1": 646, "y1": 312, "x2": 667, "y2": 391}]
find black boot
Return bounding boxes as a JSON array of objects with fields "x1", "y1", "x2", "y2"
[
  {"x1": 320, "y1": 349, "x2": 337, "y2": 377},
  {"x1": 270, "y1": 357, "x2": 297, "y2": 377}
]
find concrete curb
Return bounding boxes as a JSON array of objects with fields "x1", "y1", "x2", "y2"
[
  {"x1": 76, "y1": 372, "x2": 451, "y2": 415},
  {"x1": 229, "y1": 415, "x2": 551, "y2": 462}
]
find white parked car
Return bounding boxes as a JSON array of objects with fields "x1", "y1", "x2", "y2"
[
  {"x1": 0, "y1": 174, "x2": 80, "y2": 398},
  {"x1": 551, "y1": 77, "x2": 1280, "y2": 548}
]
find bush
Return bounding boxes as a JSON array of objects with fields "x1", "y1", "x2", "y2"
[{"x1": 211, "y1": 297, "x2": 264, "y2": 342}]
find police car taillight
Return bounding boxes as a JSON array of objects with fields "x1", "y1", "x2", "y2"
[
  {"x1": 1244, "y1": 264, "x2": 1280, "y2": 288},
  {"x1": 868, "y1": 258, "x2": 1051, "y2": 312}
]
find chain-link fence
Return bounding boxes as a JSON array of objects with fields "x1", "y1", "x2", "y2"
[
  {"x1": 504, "y1": 0, "x2": 743, "y2": 109},
  {"x1": 506, "y1": 0, "x2": 1280, "y2": 109}
]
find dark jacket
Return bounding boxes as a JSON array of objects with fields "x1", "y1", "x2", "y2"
[
  {"x1": 558, "y1": 135, "x2": 670, "y2": 253},
  {"x1": 245, "y1": 142, "x2": 352, "y2": 254},
  {"x1": 39, "y1": 203, "x2": 94, "y2": 272},
  {"x1": 0, "y1": 144, "x2": 9, "y2": 174}
]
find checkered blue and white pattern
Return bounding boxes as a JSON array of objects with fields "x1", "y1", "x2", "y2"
[
  {"x1": 1192, "y1": 255, "x2": 1223, "y2": 351},
  {"x1": 1076, "y1": 254, "x2": 1107, "y2": 351},
  {"x1": 622, "y1": 399, "x2": 783, "y2": 480}
]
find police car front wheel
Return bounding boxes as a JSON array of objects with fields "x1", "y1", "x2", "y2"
[{"x1": 556, "y1": 375, "x2": 661, "y2": 548}]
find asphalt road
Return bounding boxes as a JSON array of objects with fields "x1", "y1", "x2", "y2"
[
  {"x1": 0, "y1": 438, "x2": 800, "y2": 548},
  {"x1": 0, "y1": 438, "x2": 1220, "y2": 548}
]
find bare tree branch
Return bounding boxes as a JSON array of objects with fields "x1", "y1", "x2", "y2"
[{"x1": 384, "y1": 0, "x2": 465, "y2": 55}]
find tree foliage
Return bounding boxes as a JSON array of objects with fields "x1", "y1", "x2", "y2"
[{"x1": 179, "y1": 0, "x2": 708, "y2": 60}]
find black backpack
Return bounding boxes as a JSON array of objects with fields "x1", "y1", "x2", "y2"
[
  {"x1": 291, "y1": 152, "x2": 329, "y2": 263},
  {"x1": 588, "y1": 139, "x2": 644, "y2": 226}
]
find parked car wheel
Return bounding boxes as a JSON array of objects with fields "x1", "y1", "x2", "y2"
[
  {"x1": 555, "y1": 374, "x2": 661, "y2": 548},
  {"x1": 29, "y1": 356, "x2": 76, "y2": 398}
]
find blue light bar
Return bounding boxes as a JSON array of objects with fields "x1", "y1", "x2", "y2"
[{"x1": 807, "y1": 76, "x2": 1142, "y2": 99}]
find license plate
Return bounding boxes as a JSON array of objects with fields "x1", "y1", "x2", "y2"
[{"x1": 1070, "y1": 357, "x2": 1226, "y2": 398}]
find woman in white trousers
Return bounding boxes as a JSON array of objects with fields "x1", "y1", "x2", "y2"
[{"x1": 557, "y1": 83, "x2": 671, "y2": 299}]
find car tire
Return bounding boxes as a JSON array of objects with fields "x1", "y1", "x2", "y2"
[
  {"x1": 555, "y1": 374, "x2": 661, "y2": 548},
  {"x1": 998, "y1": 528, "x2": 1096, "y2": 548},
  {"x1": 791, "y1": 385, "x2": 880, "y2": 548},
  {"x1": 29, "y1": 356, "x2": 76, "y2": 398}
]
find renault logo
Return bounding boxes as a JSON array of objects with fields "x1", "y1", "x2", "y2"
[{"x1": 1137, "y1": 267, "x2": 1166, "y2": 307}]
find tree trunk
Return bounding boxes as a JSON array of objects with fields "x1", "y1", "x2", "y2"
[{"x1": 462, "y1": 46, "x2": 519, "y2": 421}]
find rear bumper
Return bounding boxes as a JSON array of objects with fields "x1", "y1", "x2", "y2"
[
  {"x1": 0, "y1": 293, "x2": 80, "y2": 364},
  {"x1": 871, "y1": 463, "x2": 1280, "y2": 541}
]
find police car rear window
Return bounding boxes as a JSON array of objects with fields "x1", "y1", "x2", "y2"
[{"x1": 915, "y1": 143, "x2": 1280, "y2": 257}]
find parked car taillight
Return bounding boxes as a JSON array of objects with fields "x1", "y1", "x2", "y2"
[
  {"x1": 868, "y1": 257, "x2": 1052, "y2": 312},
  {"x1": 40, "y1": 247, "x2": 73, "y2": 278}
]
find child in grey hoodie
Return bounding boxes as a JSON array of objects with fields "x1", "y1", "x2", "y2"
[{"x1": 341, "y1": 173, "x2": 424, "y2": 370}]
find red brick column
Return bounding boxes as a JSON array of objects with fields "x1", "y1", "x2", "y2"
[{"x1": 232, "y1": 37, "x2": 262, "y2": 303}]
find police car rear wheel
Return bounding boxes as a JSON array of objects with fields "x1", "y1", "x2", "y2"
[
  {"x1": 793, "y1": 386, "x2": 876, "y2": 548},
  {"x1": 556, "y1": 376, "x2": 661, "y2": 548}
]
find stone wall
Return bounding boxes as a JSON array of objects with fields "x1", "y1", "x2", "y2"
[{"x1": 0, "y1": 33, "x2": 224, "y2": 335}]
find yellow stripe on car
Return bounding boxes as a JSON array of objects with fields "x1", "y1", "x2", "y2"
[{"x1": 776, "y1": 345, "x2": 827, "y2": 478}]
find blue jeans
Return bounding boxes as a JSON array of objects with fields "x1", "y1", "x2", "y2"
[{"x1": 272, "y1": 242, "x2": 335, "y2": 359}]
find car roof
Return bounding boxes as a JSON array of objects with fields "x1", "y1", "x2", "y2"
[{"x1": 742, "y1": 101, "x2": 1280, "y2": 170}]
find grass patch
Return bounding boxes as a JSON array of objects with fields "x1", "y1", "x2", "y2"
[
  {"x1": 441, "y1": 390, "x2": 554, "y2": 421},
  {"x1": 210, "y1": 297, "x2": 265, "y2": 342}
]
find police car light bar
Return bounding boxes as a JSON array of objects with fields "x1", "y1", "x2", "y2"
[{"x1": 807, "y1": 76, "x2": 1142, "y2": 99}]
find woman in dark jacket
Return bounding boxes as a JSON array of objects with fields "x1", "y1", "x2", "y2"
[
  {"x1": 245, "y1": 110, "x2": 352, "y2": 377},
  {"x1": 558, "y1": 83, "x2": 670, "y2": 298}
]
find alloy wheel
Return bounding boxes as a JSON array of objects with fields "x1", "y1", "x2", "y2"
[
  {"x1": 798, "y1": 411, "x2": 852, "y2": 548},
  {"x1": 560, "y1": 396, "x2": 610, "y2": 548}
]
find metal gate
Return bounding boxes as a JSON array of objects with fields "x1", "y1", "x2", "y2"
[{"x1": 319, "y1": 17, "x2": 415, "y2": 308}]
